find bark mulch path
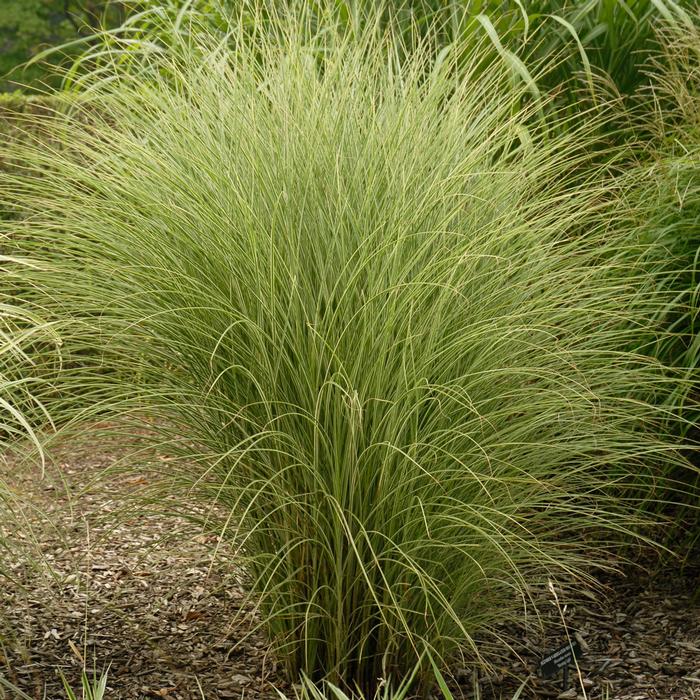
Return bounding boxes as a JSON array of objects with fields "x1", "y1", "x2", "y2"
[
  {"x1": 1, "y1": 443, "x2": 698, "y2": 700},
  {"x1": 1, "y1": 443, "x2": 288, "y2": 700},
  {"x1": 468, "y1": 551, "x2": 700, "y2": 700}
]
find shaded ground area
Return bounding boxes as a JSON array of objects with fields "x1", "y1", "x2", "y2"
[
  {"x1": 471, "y1": 550, "x2": 700, "y2": 700},
  {"x1": 1, "y1": 443, "x2": 698, "y2": 699}
]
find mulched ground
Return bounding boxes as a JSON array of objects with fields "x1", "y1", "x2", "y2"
[
  {"x1": 468, "y1": 553, "x2": 700, "y2": 700},
  {"x1": 1, "y1": 442, "x2": 698, "y2": 700}
]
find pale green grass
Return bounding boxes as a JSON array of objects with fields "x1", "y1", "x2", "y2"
[
  {"x1": 0, "y1": 668, "x2": 108, "y2": 700},
  {"x1": 1, "y1": 13, "x2": 695, "y2": 695},
  {"x1": 53, "y1": 0, "x2": 695, "y2": 117}
]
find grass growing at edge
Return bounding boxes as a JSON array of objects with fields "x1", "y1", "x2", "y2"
[
  {"x1": 1, "y1": 15, "x2": 696, "y2": 695},
  {"x1": 621, "y1": 14, "x2": 700, "y2": 526},
  {"x1": 0, "y1": 668, "x2": 109, "y2": 700}
]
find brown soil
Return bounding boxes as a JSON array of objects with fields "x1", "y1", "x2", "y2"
[
  {"x1": 463, "y1": 547, "x2": 700, "y2": 700},
  {"x1": 1, "y1": 442, "x2": 287, "y2": 700},
  {"x1": 1, "y1": 443, "x2": 698, "y2": 700}
]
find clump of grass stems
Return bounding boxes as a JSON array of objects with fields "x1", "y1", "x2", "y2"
[
  {"x1": 619, "y1": 12, "x2": 700, "y2": 523},
  {"x1": 0, "y1": 667, "x2": 109, "y2": 700},
  {"x1": 287, "y1": 649, "x2": 527, "y2": 700},
  {"x1": 1, "y1": 13, "x2": 696, "y2": 695}
]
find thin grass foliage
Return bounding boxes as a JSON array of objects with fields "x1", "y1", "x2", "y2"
[
  {"x1": 50, "y1": 0, "x2": 696, "y2": 121},
  {"x1": 1, "y1": 14, "x2": 696, "y2": 695},
  {"x1": 621, "y1": 14, "x2": 700, "y2": 522}
]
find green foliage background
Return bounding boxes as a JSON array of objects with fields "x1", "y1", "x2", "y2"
[{"x1": 0, "y1": 1, "x2": 129, "y2": 91}]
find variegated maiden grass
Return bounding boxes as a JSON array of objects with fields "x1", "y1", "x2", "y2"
[{"x1": 1, "y1": 20, "x2": 695, "y2": 695}]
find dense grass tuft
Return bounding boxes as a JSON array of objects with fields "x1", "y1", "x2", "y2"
[
  {"x1": 624, "y1": 14, "x2": 700, "y2": 519},
  {"x1": 1, "y1": 17, "x2": 695, "y2": 694}
]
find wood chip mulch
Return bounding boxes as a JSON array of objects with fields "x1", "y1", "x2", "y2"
[
  {"x1": 459, "y1": 550, "x2": 700, "y2": 700},
  {"x1": 1, "y1": 443, "x2": 698, "y2": 700},
  {"x1": 1, "y1": 444, "x2": 288, "y2": 700}
]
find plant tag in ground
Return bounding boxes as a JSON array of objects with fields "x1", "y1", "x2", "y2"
[{"x1": 538, "y1": 638, "x2": 582, "y2": 679}]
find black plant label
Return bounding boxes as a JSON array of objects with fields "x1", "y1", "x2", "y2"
[{"x1": 538, "y1": 638, "x2": 582, "y2": 678}]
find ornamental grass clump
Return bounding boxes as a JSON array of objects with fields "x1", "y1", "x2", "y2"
[
  {"x1": 624, "y1": 14, "x2": 700, "y2": 509},
  {"x1": 648, "y1": 15, "x2": 700, "y2": 422},
  {"x1": 1, "y1": 18, "x2": 694, "y2": 695}
]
